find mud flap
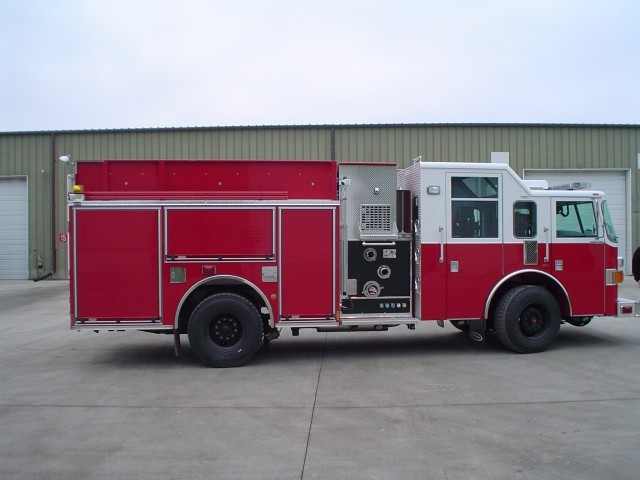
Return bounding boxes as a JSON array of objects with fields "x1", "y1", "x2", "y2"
[
  {"x1": 468, "y1": 319, "x2": 486, "y2": 343},
  {"x1": 173, "y1": 329, "x2": 182, "y2": 357}
]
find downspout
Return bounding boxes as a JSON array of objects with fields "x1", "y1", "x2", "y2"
[
  {"x1": 330, "y1": 127, "x2": 336, "y2": 161},
  {"x1": 33, "y1": 132, "x2": 57, "y2": 281}
]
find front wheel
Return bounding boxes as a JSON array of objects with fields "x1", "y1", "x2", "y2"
[
  {"x1": 494, "y1": 286, "x2": 561, "y2": 353},
  {"x1": 187, "y1": 293, "x2": 263, "y2": 367}
]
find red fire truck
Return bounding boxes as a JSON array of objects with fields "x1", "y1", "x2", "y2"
[{"x1": 67, "y1": 158, "x2": 635, "y2": 367}]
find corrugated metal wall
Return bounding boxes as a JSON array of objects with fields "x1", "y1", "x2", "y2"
[
  {"x1": 334, "y1": 125, "x2": 639, "y2": 263},
  {"x1": 54, "y1": 127, "x2": 332, "y2": 161},
  {"x1": 1, "y1": 124, "x2": 639, "y2": 279},
  {"x1": 0, "y1": 134, "x2": 58, "y2": 280},
  {"x1": 335, "y1": 125, "x2": 640, "y2": 172}
]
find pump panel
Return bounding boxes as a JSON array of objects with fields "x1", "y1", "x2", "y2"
[{"x1": 343, "y1": 239, "x2": 411, "y2": 314}]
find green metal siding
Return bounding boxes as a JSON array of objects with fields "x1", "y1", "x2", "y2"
[
  {"x1": 0, "y1": 134, "x2": 57, "y2": 280},
  {"x1": 1, "y1": 124, "x2": 639, "y2": 279},
  {"x1": 53, "y1": 128, "x2": 332, "y2": 161},
  {"x1": 334, "y1": 125, "x2": 640, "y2": 169}
]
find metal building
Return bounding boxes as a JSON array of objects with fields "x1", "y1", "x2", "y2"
[{"x1": 0, "y1": 124, "x2": 638, "y2": 280}]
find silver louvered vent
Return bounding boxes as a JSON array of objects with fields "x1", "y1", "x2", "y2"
[{"x1": 360, "y1": 204, "x2": 392, "y2": 235}]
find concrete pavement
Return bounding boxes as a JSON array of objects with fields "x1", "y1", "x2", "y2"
[{"x1": 1, "y1": 278, "x2": 640, "y2": 479}]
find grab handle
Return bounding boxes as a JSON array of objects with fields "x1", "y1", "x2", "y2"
[{"x1": 544, "y1": 226, "x2": 550, "y2": 263}]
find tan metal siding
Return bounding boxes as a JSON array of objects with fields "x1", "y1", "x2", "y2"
[
  {"x1": 1, "y1": 124, "x2": 639, "y2": 279},
  {"x1": 335, "y1": 125, "x2": 638, "y2": 169},
  {"x1": 334, "y1": 124, "x2": 639, "y2": 256},
  {"x1": 52, "y1": 128, "x2": 332, "y2": 162},
  {"x1": 15, "y1": 128, "x2": 334, "y2": 279},
  {"x1": 0, "y1": 134, "x2": 55, "y2": 279}
]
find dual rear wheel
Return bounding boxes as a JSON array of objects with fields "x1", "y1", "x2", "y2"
[{"x1": 187, "y1": 293, "x2": 264, "y2": 367}]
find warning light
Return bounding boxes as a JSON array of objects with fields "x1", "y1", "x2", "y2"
[{"x1": 72, "y1": 185, "x2": 84, "y2": 193}]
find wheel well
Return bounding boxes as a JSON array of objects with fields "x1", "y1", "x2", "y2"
[
  {"x1": 486, "y1": 272, "x2": 570, "y2": 327},
  {"x1": 176, "y1": 281, "x2": 271, "y2": 334}
]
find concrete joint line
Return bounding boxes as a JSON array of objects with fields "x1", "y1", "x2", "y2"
[{"x1": 301, "y1": 333, "x2": 327, "y2": 479}]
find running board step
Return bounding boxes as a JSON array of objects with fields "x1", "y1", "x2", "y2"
[
  {"x1": 72, "y1": 322, "x2": 172, "y2": 331},
  {"x1": 340, "y1": 317, "x2": 417, "y2": 326}
]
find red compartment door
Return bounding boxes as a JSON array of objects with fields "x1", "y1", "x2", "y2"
[
  {"x1": 166, "y1": 208, "x2": 275, "y2": 259},
  {"x1": 280, "y1": 208, "x2": 337, "y2": 319},
  {"x1": 74, "y1": 209, "x2": 160, "y2": 319}
]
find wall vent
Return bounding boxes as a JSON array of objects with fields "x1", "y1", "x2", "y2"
[{"x1": 523, "y1": 241, "x2": 538, "y2": 265}]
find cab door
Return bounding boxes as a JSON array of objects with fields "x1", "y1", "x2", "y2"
[
  {"x1": 551, "y1": 198, "x2": 605, "y2": 315},
  {"x1": 445, "y1": 174, "x2": 503, "y2": 320}
]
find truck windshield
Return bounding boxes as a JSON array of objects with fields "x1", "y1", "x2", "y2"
[{"x1": 601, "y1": 200, "x2": 618, "y2": 242}]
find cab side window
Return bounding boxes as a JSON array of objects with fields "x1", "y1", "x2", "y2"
[
  {"x1": 513, "y1": 201, "x2": 536, "y2": 238},
  {"x1": 451, "y1": 176, "x2": 499, "y2": 238}
]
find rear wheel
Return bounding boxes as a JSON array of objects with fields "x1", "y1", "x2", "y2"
[
  {"x1": 187, "y1": 293, "x2": 263, "y2": 367},
  {"x1": 495, "y1": 286, "x2": 561, "y2": 353}
]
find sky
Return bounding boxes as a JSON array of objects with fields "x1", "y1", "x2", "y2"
[{"x1": 1, "y1": 0, "x2": 639, "y2": 132}]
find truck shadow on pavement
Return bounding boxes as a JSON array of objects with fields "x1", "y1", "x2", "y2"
[
  {"x1": 255, "y1": 328, "x2": 633, "y2": 364},
  {"x1": 554, "y1": 326, "x2": 638, "y2": 349},
  {"x1": 86, "y1": 325, "x2": 635, "y2": 369}
]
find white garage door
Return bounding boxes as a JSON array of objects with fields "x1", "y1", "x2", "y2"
[
  {"x1": 523, "y1": 169, "x2": 630, "y2": 274},
  {"x1": 0, "y1": 178, "x2": 28, "y2": 279}
]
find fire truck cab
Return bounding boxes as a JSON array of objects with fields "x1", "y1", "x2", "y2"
[
  {"x1": 398, "y1": 161, "x2": 623, "y2": 348},
  {"x1": 67, "y1": 158, "x2": 633, "y2": 367}
]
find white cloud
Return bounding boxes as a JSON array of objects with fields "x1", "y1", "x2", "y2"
[{"x1": 1, "y1": 0, "x2": 638, "y2": 131}]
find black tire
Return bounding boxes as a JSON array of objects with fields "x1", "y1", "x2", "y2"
[
  {"x1": 449, "y1": 320, "x2": 470, "y2": 333},
  {"x1": 495, "y1": 285, "x2": 561, "y2": 353},
  {"x1": 187, "y1": 293, "x2": 263, "y2": 367}
]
